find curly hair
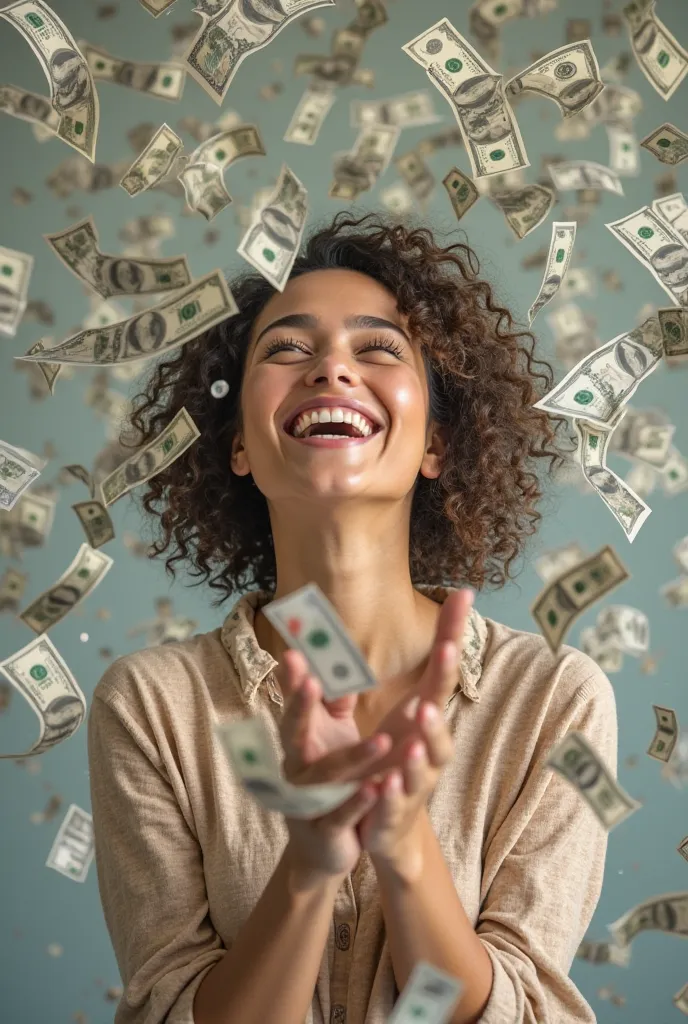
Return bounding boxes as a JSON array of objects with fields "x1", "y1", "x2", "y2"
[{"x1": 125, "y1": 212, "x2": 566, "y2": 605}]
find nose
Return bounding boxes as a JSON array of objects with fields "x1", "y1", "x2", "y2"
[{"x1": 304, "y1": 349, "x2": 363, "y2": 387}]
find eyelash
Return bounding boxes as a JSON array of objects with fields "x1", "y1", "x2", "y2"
[{"x1": 263, "y1": 334, "x2": 405, "y2": 358}]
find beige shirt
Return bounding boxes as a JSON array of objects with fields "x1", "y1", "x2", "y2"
[{"x1": 87, "y1": 584, "x2": 618, "y2": 1024}]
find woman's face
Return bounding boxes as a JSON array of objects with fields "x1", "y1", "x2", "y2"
[{"x1": 232, "y1": 268, "x2": 444, "y2": 506}]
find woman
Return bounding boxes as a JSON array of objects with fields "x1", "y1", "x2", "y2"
[{"x1": 87, "y1": 214, "x2": 617, "y2": 1024}]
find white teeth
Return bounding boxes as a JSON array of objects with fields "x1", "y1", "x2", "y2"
[{"x1": 290, "y1": 407, "x2": 376, "y2": 438}]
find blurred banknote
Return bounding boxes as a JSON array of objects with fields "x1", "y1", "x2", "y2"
[
  {"x1": 179, "y1": 163, "x2": 231, "y2": 221},
  {"x1": 640, "y1": 123, "x2": 688, "y2": 165},
  {"x1": 647, "y1": 704, "x2": 679, "y2": 762},
  {"x1": 120, "y1": 123, "x2": 183, "y2": 196},
  {"x1": 81, "y1": 42, "x2": 185, "y2": 100},
  {"x1": 575, "y1": 940, "x2": 631, "y2": 967},
  {"x1": 534, "y1": 542, "x2": 587, "y2": 584},
  {"x1": 442, "y1": 167, "x2": 479, "y2": 222},
  {"x1": 491, "y1": 184, "x2": 555, "y2": 240},
  {"x1": 506, "y1": 40, "x2": 604, "y2": 117},
  {"x1": 184, "y1": 0, "x2": 335, "y2": 105},
  {"x1": 0, "y1": 245, "x2": 33, "y2": 336},
  {"x1": 574, "y1": 418, "x2": 651, "y2": 542},
  {"x1": 100, "y1": 406, "x2": 200, "y2": 506},
  {"x1": 350, "y1": 90, "x2": 440, "y2": 129},
  {"x1": 285, "y1": 83, "x2": 336, "y2": 145},
  {"x1": 388, "y1": 961, "x2": 463, "y2": 1024},
  {"x1": 238, "y1": 164, "x2": 308, "y2": 291},
  {"x1": 606, "y1": 205, "x2": 688, "y2": 306},
  {"x1": 547, "y1": 731, "x2": 641, "y2": 830},
  {"x1": 330, "y1": 123, "x2": 400, "y2": 200},
  {"x1": 0, "y1": 566, "x2": 28, "y2": 612},
  {"x1": 0, "y1": 83, "x2": 59, "y2": 136},
  {"x1": 595, "y1": 605, "x2": 649, "y2": 655},
  {"x1": 19, "y1": 542, "x2": 113, "y2": 634},
  {"x1": 0, "y1": 1, "x2": 99, "y2": 161},
  {"x1": 180, "y1": 123, "x2": 266, "y2": 220},
  {"x1": 622, "y1": 0, "x2": 688, "y2": 100},
  {"x1": 24, "y1": 339, "x2": 61, "y2": 393},
  {"x1": 394, "y1": 149, "x2": 436, "y2": 205},
  {"x1": 0, "y1": 634, "x2": 86, "y2": 758},
  {"x1": 0, "y1": 440, "x2": 45, "y2": 510},
  {"x1": 46, "y1": 804, "x2": 94, "y2": 882},
  {"x1": 72, "y1": 500, "x2": 114, "y2": 548},
  {"x1": 607, "y1": 124, "x2": 640, "y2": 176},
  {"x1": 138, "y1": 0, "x2": 177, "y2": 15},
  {"x1": 528, "y1": 221, "x2": 576, "y2": 324},
  {"x1": 531, "y1": 545, "x2": 630, "y2": 651},
  {"x1": 549, "y1": 160, "x2": 624, "y2": 195},
  {"x1": 609, "y1": 891, "x2": 688, "y2": 948},
  {"x1": 18, "y1": 270, "x2": 237, "y2": 366},
  {"x1": 45, "y1": 216, "x2": 191, "y2": 299}
]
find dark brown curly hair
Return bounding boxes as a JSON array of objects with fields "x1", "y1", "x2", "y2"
[{"x1": 125, "y1": 212, "x2": 566, "y2": 605}]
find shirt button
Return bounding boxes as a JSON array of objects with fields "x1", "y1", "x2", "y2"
[
  {"x1": 331, "y1": 1005, "x2": 346, "y2": 1024},
  {"x1": 335, "y1": 923, "x2": 351, "y2": 950}
]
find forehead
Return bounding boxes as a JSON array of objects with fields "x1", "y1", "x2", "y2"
[{"x1": 250, "y1": 268, "x2": 403, "y2": 339}]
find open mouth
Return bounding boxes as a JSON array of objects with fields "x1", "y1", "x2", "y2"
[{"x1": 282, "y1": 422, "x2": 384, "y2": 447}]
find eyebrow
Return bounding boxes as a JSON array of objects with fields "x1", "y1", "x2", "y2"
[{"x1": 254, "y1": 312, "x2": 410, "y2": 345}]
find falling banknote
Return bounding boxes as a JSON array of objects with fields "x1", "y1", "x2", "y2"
[
  {"x1": 388, "y1": 961, "x2": 463, "y2": 1024},
  {"x1": 0, "y1": 440, "x2": 45, "y2": 510},
  {"x1": 647, "y1": 704, "x2": 679, "y2": 762},
  {"x1": 284, "y1": 83, "x2": 337, "y2": 145},
  {"x1": 0, "y1": 244, "x2": 34, "y2": 337},
  {"x1": 46, "y1": 805, "x2": 94, "y2": 883},
  {"x1": 547, "y1": 731, "x2": 641, "y2": 831},
  {"x1": 528, "y1": 221, "x2": 576, "y2": 324},
  {"x1": 622, "y1": 0, "x2": 688, "y2": 100},
  {"x1": 80, "y1": 42, "x2": 185, "y2": 101},
  {"x1": 237, "y1": 164, "x2": 308, "y2": 291},
  {"x1": 574, "y1": 418, "x2": 651, "y2": 542},
  {"x1": 640, "y1": 122, "x2": 688, "y2": 165},
  {"x1": 608, "y1": 891, "x2": 688, "y2": 948},
  {"x1": 0, "y1": 83, "x2": 59, "y2": 137},
  {"x1": 180, "y1": 123, "x2": 266, "y2": 220},
  {"x1": 120, "y1": 123, "x2": 184, "y2": 196},
  {"x1": 442, "y1": 167, "x2": 480, "y2": 222},
  {"x1": 606, "y1": 205, "x2": 688, "y2": 307},
  {"x1": 19, "y1": 542, "x2": 113, "y2": 634},
  {"x1": 506, "y1": 39, "x2": 604, "y2": 118}
]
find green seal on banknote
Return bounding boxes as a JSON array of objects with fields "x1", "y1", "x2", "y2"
[
  {"x1": 638, "y1": 226, "x2": 653, "y2": 238},
  {"x1": 445, "y1": 58, "x2": 462, "y2": 72}
]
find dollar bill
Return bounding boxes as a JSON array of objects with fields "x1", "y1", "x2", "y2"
[
  {"x1": 350, "y1": 90, "x2": 440, "y2": 129},
  {"x1": 534, "y1": 315, "x2": 663, "y2": 427},
  {"x1": 180, "y1": 123, "x2": 266, "y2": 219},
  {"x1": 402, "y1": 18, "x2": 529, "y2": 179},
  {"x1": 0, "y1": 633, "x2": 86, "y2": 757},
  {"x1": 0, "y1": 244, "x2": 33, "y2": 337},
  {"x1": 607, "y1": 205, "x2": 688, "y2": 306},
  {"x1": 442, "y1": 167, "x2": 479, "y2": 221},
  {"x1": 100, "y1": 406, "x2": 200, "y2": 506},
  {"x1": 608, "y1": 891, "x2": 688, "y2": 948},
  {"x1": 528, "y1": 222, "x2": 576, "y2": 324},
  {"x1": 640, "y1": 122, "x2": 688, "y2": 165},
  {"x1": 46, "y1": 804, "x2": 94, "y2": 882},
  {"x1": 647, "y1": 704, "x2": 679, "y2": 761},
  {"x1": 0, "y1": 566, "x2": 28, "y2": 612},
  {"x1": 535, "y1": 542, "x2": 588, "y2": 584},
  {"x1": 284, "y1": 83, "x2": 336, "y2": 144},
  {"x1": 24, "y1": 339, "x2": 61, "y2": 393},
  {"x1": 607, "y1": 124, "x2": 640, "y2": 176},
  {"x1": 506, "y1": 40, "x2": 604, "y2": 118},
  {"x1": 548, "y1": 730, "x2": 641, "y2": 830},
  {"x1": 185, "y1": 0, "x2": 335, "y2": 105},
  {"x1": 558, "y1": 267, "x2": 596, "y2": 302},
  {"x1": 663, "y1": 447, "x2": 688, "y2": 496},
  {"x1": 237, "y1": 164, "x2": 308, "y2": 291},
  {"x1": 72, "y1": 500, "x2": 114, "y2": 548},
  {"x1": 662, "y1": 575, "x2": 688, "y2": 608},
  {"x1": 0, "y1": 1, "x2": 99, "y2": 161},
  {"x1": 380, "y1": 181, "x2": 414, "y2": 215},
  {"x1": 263, "y1": 583, "x2": 378, "y2": 700},
  {"x1": 674, "y1": 536, "x2": 688, "y2": 573},
  {"x1": 575, "y1": 939, "x2": 631, "y2": 967},
  {"x1": 416, "y1": 126, "x2": 464, "y2": 157},
  {"x1": 138, "y1": 0, "x2": 178, "y2": 15},
  {"x1": 491, "y1": 184, "x2": 555, "y2": 240},
  {"x1": 675, "y1": 982, "x2": 688, "y2": 1015},
  {"x1": 548, "y1": 160, "x2": 624, "y2": 195},
  {"x1": 45, "y1": 216, "x2": 191, "y2": 300},
  {"x1": 595, "y1": 605, "x2": 649, "y2": 655},
  {"x1": 0, "y1": 440, "x2": 45, "y2": 510},
  {"x1": 653, "y1": 190, "x2": 688, "y2": 227},
  {"x1": 0, "y1": 82, "x2": 60, "y2": 136},
  {"x1": 214, "y1": 715, "x2": 359, "y2": 819},
  {"x1": 678, "y1": 837, "x2": 688, "y2": 863},
  {"x1": 18, "y1": 270, "x2": 237, "y2": 366},
  {"x1": 9, "y1": 492, "x2": 55, "y2": 548},
  {"x1": 610, "y1": 407, "x2": 675, "y2": 469},
  {"x1": 579, "y1": 626, "x2": 624, "y2": 674},
  {"x1": 62, "y1": 463, "x2": 95, "y2": 496},
  {"x1": 19, "y1": 542, "x2": 113, "y2": 634},
  {"x1": 659, "y1": 307, "x2": 688, "y2": 363},
  {"x1": 179, "y1": 163, "x2": 231, "y2": 221},
  {"x1": 574, "y1": 419, "x2": 651, "y2": 542},
  {"x1": 394, "y1": 149, "x2": 436, "y2": 205},
  {"x1": 81, "y1": 42, "x2": 185, "y2": 101},
  {"x1": 531, "y1": 545, "x2": 630, "y2": 652},
  {"x1": 623, "y1": 0, "x2": 688, "y2": 100},
  {"x1": 388, "y1": 961, "x2": 463, "y2": 1024},
  {"x1": 120, "y1": 123, "x2": 183, "y2": 196}
]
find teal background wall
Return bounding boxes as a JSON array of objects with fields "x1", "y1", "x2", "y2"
[{"x1": 1, "y1": 0, "x2": 688, "y2": 1020}]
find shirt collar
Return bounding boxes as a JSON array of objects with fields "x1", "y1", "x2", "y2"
[{"x1": 220, "y1": 584, "x2": 487, "y2": 706}]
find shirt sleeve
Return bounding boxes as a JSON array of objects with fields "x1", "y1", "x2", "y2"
[
  {"x1": 87, "y1": 690, "x2": 226, "y2": 1024},
  {"x1": 474, "y1": 667, "x2": 618, "y2": 1024}
]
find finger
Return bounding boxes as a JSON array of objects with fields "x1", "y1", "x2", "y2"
[
  {"x1": 297, "y1": 732, "x2": 393, "y2": 786},
  {"x1": 417, "y1": 701, "x2": 455, "y2": 767},
  {"x1": 320, "y1": 780, "x2": 379, "y2": 829},
  {"x1": 275, "y1": 648, "x2": 308, "y2": 700},
  {"x1": 402, "y1": 740, "x2": 428, "y2": 794}
]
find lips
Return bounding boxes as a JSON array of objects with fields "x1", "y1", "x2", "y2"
[{"x1": 282, "y1": 423, "x2": 383, "y2": 447}]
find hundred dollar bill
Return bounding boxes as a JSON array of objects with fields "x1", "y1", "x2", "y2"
[
  {"x1": 491, "y1": 184, "x2": 555, "y2": 240},
  {"x1": 535, "y1": 542, "x2": 587, "y2": 584},
  {"x1": 100, "y1": 406, "x2": 200, "y2": 506},
  {"x1": 679, "y1": 837, "x2": 688, "y2": 862},
  {"x1": 531, "y1": 545, "x2": 630, "y2": 652},
  {"x1": 45, "y1": 216, "x2": 191, "y2": 299},
  {"x1": 63, "y1": 463, "x2": 95, "y2": 496},
  {"x1": 506, "y1": 40, "x2": 604, "y2": 118},
  {"x1": 606, "y1": 205, "x2": 688, "y2": 306},
  {"x1": 0, "y1": 633, "x2": 86, "y2": 758},
  {"x1": 0, "y1": 244, "x2": 33, "y2": 337},
  {"x1": 575, "y1": 939, "x2": 631, "y2": 967},
  {"x1": 640, "y1": 122, "x2": 688, "y2": 165},
  {"x1": 675, "y1": 982, "x2": 688, "y2": 1015},
  {"x1": 138, "y1": 0, "x2": 178, "y2": 15},
  {"x1": 350, "y1": 90, "x2": 440, "y2": 129},
  {"x1": 388, "y1": 961, "x2": 463, "y2": 1024},
  {"x1": 402, "y1": 18, "x2": 529, "y2": 179},
  {"x1": 46, "y1": 804, "x2": 94, "y2": 882},
  {"x1": 10, "y1": 492, "x2": 55, "y2": 548},
  {"x1": 120, "y1": 123, "x2": 183, "y2": 196},
  {"x1": 237, "y1": 164, "x2": 308, "y2": 291},
  {"x1": 380, "y1": 181, "x2": 414, "y2": 216},
  {"x1": 609, "y1": 891, "x2": 688, "y2": 948},
  {"x1": 81, "y1": 42, "x2": 185, "y2": 101},
  {"x1": 0, "y1": 83, "x2": 60, "y2": 136},
  {"x1": 442, "y1": 167, "x2": 479, "y2": 222},
  {"x1": 0, "y1": 440, "x2": 45, "y2": 510},
  {"x1": 180, "y1": 124, "x2": 265, "y2": 219},
  {"x1": 662, "y1": 447, "x2": 688, "y2": 496},
  {"x1": 623, "y1": 0, "x2": 688, "y2": 100},
  {"x1": 25, "y1": 339, "x2": 61, "y2": 393},
  {"x1": 263, "y1": 582, "x2": 378, "y2": 701},
  {"x1": 574, "y1": 419, "x2": 651, "y2": 542},
  {"x1": 416, "y1": 126, "x2": 464, "y2": 157},
  {"x1": 547, "y1": 731, "x2": 641, "y2": 830},
  {"x1": 18, "y1": 270, "x2": 237, "y2": 366},
  {"x1": 72, "y1": 500, "x2": 114, "y2": 549},
  {"x1": 534, "y1": 315, "x2": 663, "y2": 427},
  {"x1": 528, "y1": 222, "x2": 576, "y2": 324},
  {"x1": 19, "y1": 542, "x2": 113, "y2": 634},
  {"x1": 185, "y1": 0, "x2": 335, "y2": 105},
  {"x1": 549, "y1": 160, "x2": 623, "y2": 195},
  {"x1": 609, "y1": 407, "x2": 675, "y2": 468},
  {"x1": 607, "y1": 124, "x2": 640, "y2": 176},
  {"x1": 595, "y1": 605, "x2": 649, "y2": 655},
  {"x1": 394, "y1": 149, "x2": 436, "y2": 205},
  {"x1": 0, "y1": 1, "x2": 99, "y2": 161},
  {"x1": 285, "y1": 83, "x2": 336, "y2": 144},
  {"x1": 0, "y1": 566, "x2": 28, "y2": 612},
  {"x1": 647, "y1": 704, "x2": 679, "y2": 762},
  {"x1": 579, "y1": 626, "x2": 624, "y2": 674},
  {"x1": 662, "y1": 575, "x2": 688, "y2": 608},
  {"x1": 215, "y1": 716, "x2": 359, "y2": 819},
  {"x1": 179, "y1": 163, "x2": 231, "y2": 221}
]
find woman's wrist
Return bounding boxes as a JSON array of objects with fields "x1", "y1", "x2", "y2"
[{"x1": 282, "y1": 841, "x2": 348, "y2": 895}]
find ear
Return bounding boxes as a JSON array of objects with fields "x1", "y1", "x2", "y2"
[
  {"x1": 230, "y1": 430, "x2": 251, "y2": 479},
  {"x1": 419, "y1": 421, "x2": 449, "y2": 481}
]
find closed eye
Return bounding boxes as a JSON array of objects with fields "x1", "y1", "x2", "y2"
[{"x1": 262, "y1": 335, "x2": 405, "y2": 358}]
